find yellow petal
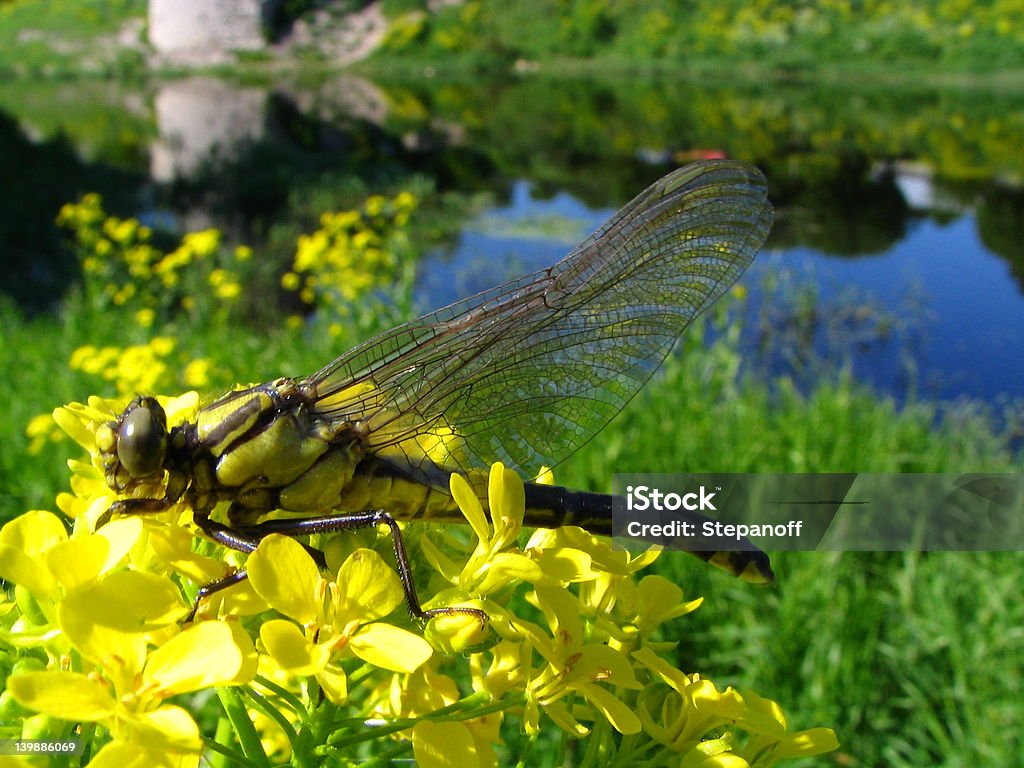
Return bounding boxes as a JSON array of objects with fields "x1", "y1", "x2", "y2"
[
  {"x1": 0, "y1": 510, "x2": 68, "y2": 554},
  {"x1": 8, "y1": 671, "x2": 115, "y2": 721},
  {"x1": 147, "y1": 523, "x2": 232, "y2": 584},
  {"x1": 224, "y1": 618, "x2": 260, "y2": 685},
  {"x1": 46, "y1": 536, "x2": 110, "y2": 589},
  {"x1": 577, "y1": 682, "x2": 641, "y2": 734},
  {"x1": 123, "y1": 704, "x2": 204, "y2": 754},
  {"x1": 349, "y1": 623, "x2": 432, "y2": 672},
  {"x1": 631, "y1": 646, "x2": 691, "y2": 693},
  {"x1": 489, "y1": 462, "x2": 525, "y2": 534},
  {"x1": 412, "y1": 721, "x2": 480, "y2": 768},
  {"x1": 529, "y1": 547, "x2": 595, "y2": 583},
  {"x1": 450, "y1": 471, "x2": 490, "y2": 544},
  {"x1": 542, "y1": 700, "x2": 589, "y2": 737},
  {"x1": 690, "y1": 679, "x2": 748, "y2": 721},
  {"x1": 477, "y1": 552, "x2": 544, "y2": 593},
  {"x1": 315, "y1": 663, "x2": 348, "y2": 704},
  {"x1": 58, "y1": 597, "x2": 148, "y2": 676},
  {"x1": 260, "y1": 619, "x2": 329, "y2": 675},
  {"x1": 86, "y1": 741, "x2": 166, "y2": 768},
  {"x1": 65, "y1": 571, "x2": 188, "y2": 632},
  {"x1": 419, "y1": 531, "x2": 463, "y2": 582},
  {"x1": 96, "y1": 516, "x2": 144, "y2": 571},
  {"x1": 684, "y1": 751, "x2": 750, "y2": 768},
  {"x1": 533, "y1": 586, "x2": 582, "y2": 645},
  {"x1": 143, "y1": 621, "x2": 244, "y2": 695},
  {"x1": 567, "y1": 645, "x2": 640, "y2": 689},
  {"x1": 161, "y1": 392, "x2": 201, "y2": 426},
  {"x1": 636, "y1": 575, "x2": 703, "y2": 627},
  {"x1": 736, "y1": 688, "x2": 788, "y2": 736},
  {"x1": 247, "y1": 534, "x2": 321, "y2": 624},
  {"x1": 773, "y1": 728, "x2": 841, "y2": 757},
  {"x1": 335, "y1": 549, "x2": 403, "y2": 621},
  {"x1": 0, "y1": 545, "x2": 56, "y2": 601},
  {"x1": 53, "y1": 404, "x2": 104, "y2": 450}
]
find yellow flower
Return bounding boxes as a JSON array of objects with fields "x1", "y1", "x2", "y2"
[
  {"x1": 364, "y1": 194, "x2": 386, "y2": 217},
  {"x1": 209, "y1": 268, "x2": 241, "y2": 300},
  {"x1": 24, "y1": 412, "x2": 64, "y2": 454},
  {"x1": 181, "y1": 229, "x2": 221, "y2": 258},
  {"x1": 9, "y1": 620, "x2": 255, "y2": 763},
  {"x1": 634, "y1": 648, "x2": 749, "y2": 752},
  {"x1": 135, "y1": 307, "x2": 156, "y2": 328},
  {"x1": 734, "y1": 689, "x2": 840, "y2": 765},
  {"x1": 517, "y1": 585, "x2": 643, "y2": 736},
  {"x1": 182, "y1": 358, "x2": 214, "y2": 388},
  {"x1": 5, "y1": 395, "x2": 837, "y2": 765},
  {"x1": 247, "y1": 535, "x2": 434, "y2": 703},
  {"x1": 0, "y1": 497, "x2": 257, "y2": 764}
]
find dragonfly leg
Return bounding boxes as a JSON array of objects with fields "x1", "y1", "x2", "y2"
[
  {"x1": 195, "y1": 511, "x2": 328, "y2": 566},
  {"x1": 235, "y1": 511, "x2": 488, "y2": 627},
  {"x1": 95, "y1": 496, "x2": 172, "y2": 528},
  {"x1": 183, "y1": 513, "x2": 321, "y2": 621},
  {"x1": 184, "y1": 569, "x2": 249, "y2": 623}
]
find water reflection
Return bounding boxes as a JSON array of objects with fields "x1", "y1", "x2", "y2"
[
  {"x1": 0, "y1": 74, "x2": 1021, "y2": 400},
  {"x1": 151, "y1": 78, "x2": 269, "y2": 181}
]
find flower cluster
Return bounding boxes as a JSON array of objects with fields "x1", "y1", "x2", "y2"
[
  {"x1": 24, "y1": 341, "x2": 216, "y2": 454},
  {"x1": 385, "y1": 0, "x2": 1024, "y2": 63},
  {"x1": 282, "y1": 191, "x2": 420, "y2": 322},
  {"x1": 57, "y1": 194, "x2": 250, "y2": 327},
  {"x1": 0, "y1": 394, "x2": 837, "y2": 767}
]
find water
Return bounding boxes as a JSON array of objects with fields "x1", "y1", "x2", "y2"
[
  {"x1": 1, "y1": 75, "x2": 1022, "y2": 406},
  {"x1": 416, "y1": 179, "x2": 1024, "y2": 404}
]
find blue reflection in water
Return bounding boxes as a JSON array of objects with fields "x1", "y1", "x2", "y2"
[{"x1": 416, "y1": 181, "x2": 1024, "y2": 404}]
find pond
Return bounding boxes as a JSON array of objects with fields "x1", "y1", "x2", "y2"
[{"x1": 1, "y1": 74, "x2": 1022, "y2": 405}]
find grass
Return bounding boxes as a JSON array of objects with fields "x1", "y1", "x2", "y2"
[
  {"x1": 546, "y1": 307, "x2": 1022, "y2": 767},
  {"x1": 0, "y1": 0, "x2": 146, "y2": 77}
]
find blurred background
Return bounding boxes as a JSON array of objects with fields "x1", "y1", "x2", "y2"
[{"x1": 0, "y1": 1, "x2": 1022, "y2": 765}]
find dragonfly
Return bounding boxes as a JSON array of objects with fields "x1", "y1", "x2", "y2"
[{"x1": 95, "y1": 159, "x2": 775, "y2": 625}]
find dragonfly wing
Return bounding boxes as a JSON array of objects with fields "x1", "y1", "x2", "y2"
[{"x1": 304, "y1": 159, "x2": 772, "y2": 486}]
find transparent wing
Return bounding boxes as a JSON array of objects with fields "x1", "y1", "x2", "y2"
[{"x1": 304, "y1": 159, "x2": 773, "y2": 487}]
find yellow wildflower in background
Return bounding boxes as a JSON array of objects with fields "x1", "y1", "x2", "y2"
[
  {"x1": 57, "y1": 194, "x2": 252, "y2": 326},
  {"x1": 69, "y1": 338, "x2": 175, "y2": 396},
  {"x1": 285, "y1": 191, "x2": 421, "y2": 316}
]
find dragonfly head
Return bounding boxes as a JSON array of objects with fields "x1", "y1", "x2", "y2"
[{"x1": 97, "y1": 397, "x2": 169, "y2": 490}]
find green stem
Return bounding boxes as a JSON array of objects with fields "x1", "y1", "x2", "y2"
[
  {"x1": 513, "y1": 731, "x2": 539, "y2": 768},
  {"x1": 554, "y1": 721, "x2": 570, "y2": 768},
  {"x1": 217, "y1": 686, "x2": 272, "y2": 768},
  {"x1": 348, "y1": 740, "x2": 412, "y2": 768},
  {"x1": 252, "y1": 674, "x2": 306, "y2": 718},
  {"x1": 209, "y1": 715, "x2": 235, "y2": 768},
  {"x1": 203, "y1": 737, "x2": 253, "y2": 768},
  {"x1": 240, "y1": 684, "x2": 300, "y2": 751},
  {"x1": 326, "y1": 691, "x2": 523, "y2": 749},
  {"x1": 579, "y1": 714, "x2": 609, "y2": 768},
  {"x1": 324, "y1": 688, "x2": 493, "y2": 733}
]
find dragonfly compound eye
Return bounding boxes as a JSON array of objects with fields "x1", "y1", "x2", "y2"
[{"x1": 117, "y1": 397, "x2": 168, "y2": 478}]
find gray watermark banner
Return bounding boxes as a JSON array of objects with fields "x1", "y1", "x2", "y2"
[{"x1": 612, "y1": 474, "x2": 1024, "y2": 552}]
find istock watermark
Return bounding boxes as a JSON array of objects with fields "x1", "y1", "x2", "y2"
[
  {"x1": 613, "y1": 473, "x2": 1024, "y2": 554},
  {"x1": 625, "y1": 484, "x2": 720, "y2": 512}
]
